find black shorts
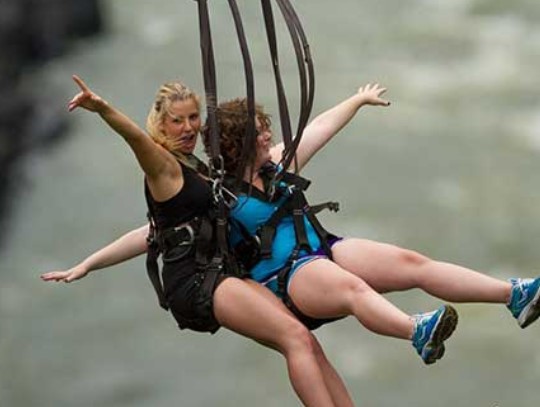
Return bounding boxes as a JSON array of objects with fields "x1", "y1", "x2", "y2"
[{"x1": 162, "y1": 252, "x2": 227, "y2": 334}]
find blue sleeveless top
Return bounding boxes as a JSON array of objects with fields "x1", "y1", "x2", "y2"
[{"x1": 229, "y1": 166, "x2": 322, "y2": 283}]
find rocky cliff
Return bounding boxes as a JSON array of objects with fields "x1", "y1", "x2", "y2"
[{"x1": 0, "y1": 0, "x2": 104, "y2": 244}]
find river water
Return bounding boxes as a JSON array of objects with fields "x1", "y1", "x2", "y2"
[{"x1": 1, "y1": 1, "x2": 540, "y2": 406}]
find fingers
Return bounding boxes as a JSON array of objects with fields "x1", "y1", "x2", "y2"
[
  {"x1": 373, "y1": 85, "x2": 390, "y2": 106},
  {"x1": 358, "y1": 82, "x2": 391, "y2": 107},
  {"x1": 40, "y1": 271, "x2": 70, "y2": 282},
  {"x1": 69, "y1": 75, "x2": 90, "y2": 112},
  {"x1": 67, "y1": 93, "x2": 83, "y2": 112},
  {"x1": 72, "y1": 74, "x2": 91, "y2": 93},
  {"x1": 40, "y1": 270, "x2": 84, "y2": 283},
  {"x1": 64, "y1": 272, "x2": 83, "y2": 283},
  {"x1": 67, "y1": 76, "x2": 105, "y2": 113},
  {"x1": 360, "y1": 83, "x2": 385, "y2": 94}
]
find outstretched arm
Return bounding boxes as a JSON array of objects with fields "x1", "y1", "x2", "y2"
[
  {"x1": 68, "y1": 75, "x2": 177, "y2": 183},
  {"x1": 271, "y1": 83, "x2": 389, "y2": 170},
  {"x1": 40, "y1": 224, "x2": 149, "y2": 283}
]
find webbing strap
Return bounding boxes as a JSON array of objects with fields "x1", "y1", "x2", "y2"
[
  {"x1": 257, "y1": 194, "x2": 336, "y2": 261},
  {"x1": 145, "y1": 209, "x2": 169, "y2": 310},
  {"x1": 299, "y1": 195, "x2": 333, "y2": 260},
  {"x1": 258, "y1": 201, "x2": 291, "y2": 259},
  {"x1": 274, "y1": 0, "x2": 315, "y2": 173},
  {"x1": 146, "y1": 245, "x2": 169, "y2": 310},
  {"x1": 193, "y1": 0, "x2": 219, "y2": 168},
  {"x1": 290, "y1": 192, "x2": 312, "y2": 254},
  {"x1": 227, "y1": 0, "x2": 258, "y2": 185},
  {"x1": 194, "y1": 0, "x2": 314, "y2": 186},
  {"x1": 193, "y1": 0, "x2": 230, "y2": 260},
  {"x1": 261, "y1": 0, "x2": 294, "y2": 166},
  {"x1": 261, "y1": 0, "x2": 315, "y2": 176}
]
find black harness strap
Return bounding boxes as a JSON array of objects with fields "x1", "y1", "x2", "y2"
[
  {"x1": 290, "y1": 191, "x2": 312, "y2": 254},
  {"x1": 274, "y1": 0, "x2": 315, "y2": 173},
  {"x1": 233, "y1": 164, "x2": 338, "y2": 266},
  {"x1": 310, "y1": 201, "x2": 340, "y2": 214},
  {"x1": 261, "y1": 0, "x2": 294, "y2": 162},
  {"x1": 258, "y1": 202, "x2": 290, "y2": 259},
  {"x1": 261, "y1": 0, "x2": 315, "y2": 177},
  {"x1": 185, "y1": 153, "x2": 210, "y2": 176},
  {"x1": 193, "y1": 0, "x2": 230, "y2": 270},
  {"x1": 146, "y1": 209, "x2": 169, "y2": 310},
  {"x1": 192, "y1": 0, "x2": 314, "y2": 187},
  {"x1": 227, "y1": 0, "x2": 258, "y2": 186},
  {"x1": 193, "y1": 0, "x2": 219, "y2": 168}
]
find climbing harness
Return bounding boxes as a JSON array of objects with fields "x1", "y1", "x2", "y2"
[
  {"x1": 230, "y1": 163, "x2": 342, "y2": 329},
  {"x1": 190, "y1": 0, "x2": 337, "y2": 328}
]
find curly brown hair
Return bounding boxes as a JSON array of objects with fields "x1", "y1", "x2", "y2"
[{"x1": 202, "y1": 98, "x2": 271, "y2": 175}]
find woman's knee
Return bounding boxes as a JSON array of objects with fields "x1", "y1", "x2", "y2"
[
  {"x1": 391, "y1": 247, "x2": 433, "y2": 287},
  {"x1": 395, "y1": 247, "x2": 430, "y2": 268},
  {"x1": 278, "y1": 320, "x2": 317, "y2": 356},
  {"x1": 340, "y1": 278, "x2": 375, "y2": 311}
]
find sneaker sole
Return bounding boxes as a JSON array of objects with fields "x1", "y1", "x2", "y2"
[
  {"x1": 423, "y1": 305, "x2": 458, "y2": 365},
  {"x1": 518, "y1": 286, "x2": 540, "y2": 329}
]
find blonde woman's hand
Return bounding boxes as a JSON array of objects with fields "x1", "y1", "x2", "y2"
[
  {"x1": 357, "y1": 83, "x2": 390, "y2": 107},
  {"x1": 67, "y1": 75, "x2": 108, "y2": 113},
  {"x1": 40, "y1": 264, "x2": 90, "y2": 283}
]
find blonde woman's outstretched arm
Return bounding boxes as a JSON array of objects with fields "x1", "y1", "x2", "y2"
[
  {"x1": 40, "y1": 224, "x2": 149, "y2": 283},
  {"x1": 68, "y1": 75, "x2": 180, "y2": 187}
]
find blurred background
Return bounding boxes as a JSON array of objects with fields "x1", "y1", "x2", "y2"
[{"x1": 1, "y1": 0, "x2": 540, "y2": 406}]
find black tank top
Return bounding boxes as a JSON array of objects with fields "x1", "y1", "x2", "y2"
[{"x1": 144, "y1": 162, "x2": 213, "y2": 230}]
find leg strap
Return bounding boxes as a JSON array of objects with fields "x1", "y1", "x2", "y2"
[{"x1": 276, "y1": 260, "x2": 343, "y2": 330}]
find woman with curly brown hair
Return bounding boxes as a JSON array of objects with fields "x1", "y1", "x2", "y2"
[
  {"x1": 41, "y1": 75, "x2": 357, "y2": 407},
  {"x1": 206, "y1": 83, "x2": 540, "y2": 365}
]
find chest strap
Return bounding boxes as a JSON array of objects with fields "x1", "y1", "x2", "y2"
[
  {"x1": 233, "y1": 192, "x2": 339, "y2": 268},
  {"x1": 146, "y1": 213, "x2": 168, "y2": 310},
  {"x1": 258, "y1": 172, "x2": 338, "y2": 261}
]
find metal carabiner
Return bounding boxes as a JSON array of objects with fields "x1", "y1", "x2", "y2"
[
  {"x1": 221, "y1": 185, "x2": 238, "y2": 208},
  {"x1": 212, "y1": 178, "x2": 224, "y2": 203}
]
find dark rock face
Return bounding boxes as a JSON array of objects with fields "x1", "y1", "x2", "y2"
[{"x1": 0, "y1": 0, "x2": 104, "y2": 244}]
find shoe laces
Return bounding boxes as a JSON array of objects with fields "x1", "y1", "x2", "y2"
[{"x1": 511, "y1": 278, "x2": 533, "y2": 305}]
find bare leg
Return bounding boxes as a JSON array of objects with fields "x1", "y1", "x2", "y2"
[
  {"x1": 311, "y1": 338, "x2": 354, "y2": 407},
  {"x1": 213, "y1": 277, "x2": 338, "y2": 407},
  {"x1": 332, "y1": 238, "x2": 512, "y2": 303},
  {"x1": 244, "y1": 280, "x2": 355, "y2": 407},
  {"x1": 288, "y1": 259, "x2": 414, "y2": 339}
]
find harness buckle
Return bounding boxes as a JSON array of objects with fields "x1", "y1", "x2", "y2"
[
  {"x1": 286, "y1": 184, "x2": 297, "y2": 196},
  {"x1": 146, "y1": 234, "x2": 156, "y2": 247},
  {"x1": 173, "y1": 223, "x2": 195, "y2": 246},
  {"x1": 221, "y1": 184, "x2": 238, "y2": 208},
  {"x1": 212, "y1": 178, "x2": 224, "y2": 203}
]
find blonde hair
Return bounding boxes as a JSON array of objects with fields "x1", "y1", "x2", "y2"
[{"x1": 146, "y1": 82, "x2": 201, "y2": 161}]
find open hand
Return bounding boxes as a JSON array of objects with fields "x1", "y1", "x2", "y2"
[
  {"x1": 40, "y1": 264, "x2": 89, "y2": 283},
  {"x1": 67, "y1": 75, "x2": 108, "y2": 113},
  {"x1": 357, "y1": 83, "x2": 390, "y2": 107}
]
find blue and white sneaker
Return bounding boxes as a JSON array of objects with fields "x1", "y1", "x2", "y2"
[
  {"x1": 412, "y1": 305, "x2": 458, "y2": 365},
  {"x1": 507, "y1": 277, "x2": 540, "y2": 329}
]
